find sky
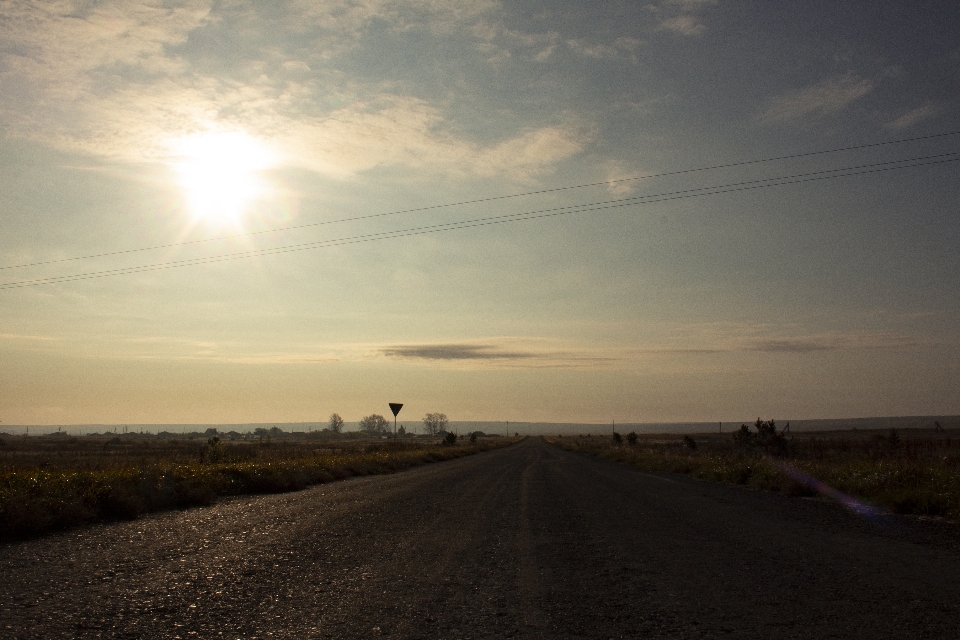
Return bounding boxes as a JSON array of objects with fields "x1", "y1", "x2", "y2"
[{"x1": 1, "y1": 0, "x2": 959, "y2": 426}]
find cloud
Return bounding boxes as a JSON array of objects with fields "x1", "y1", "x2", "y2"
[
  {"x1": 0, "y1": 1, "x2": 583, "y2": 181},
  {"x1": 565, "y1": 37, "x2": 641, "y2": 63},
  {"x1": 656, "y1": 15, "x2": 706, "y2": 37},
  {"x1": 381, "y1": 343, "x2": 534, "y2": 361},
  {"x1": 284, "y1": 0, "x2": 501, "y2": 57},
  {"x1": 379, "y1": 339, "x2": 614, "y2": 368},
  {"x1": 380, "y1": 331, "x2": 930, "y2": 369},
  {"x1": 282, "y1": 97, "x2": 585, "y2": 180},
  {"x1": 473, "y1": 126, "x2": 585, "y2": 178},
  {"x1": 642, "y1": 322, "x2": 930, "y2": 356},
  {"x1": 0, "y1": 333, "x2": 61, "y2": 342},
  {"x1": 743, "y1": 333, "x2": 923, "y2": 353},
  {"x1": 650, "y1": 0, "x2": 716, "y2": 37},
  {"x1": 745, "y1": 339, "x2": 834, "y2": 353},
  {"x1": 602, "y1": 160, "x2": 646, "y2": 194},
  {"x1": 885, "y1": 105, "x2": 938, "y2": 131},
  {"x1": 759, "y1": 73, "x2": 874, "y2": 123}
]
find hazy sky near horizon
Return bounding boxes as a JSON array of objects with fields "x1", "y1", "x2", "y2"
[{"x1": 2, "y1": 0, "x2": 959, "y2": 425}]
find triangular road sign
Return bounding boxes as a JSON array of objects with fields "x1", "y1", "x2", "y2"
[{"x1": 388, "y1": 403, "x2": 403, "y2": 416}]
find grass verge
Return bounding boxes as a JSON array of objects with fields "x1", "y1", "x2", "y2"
[
  {"x1": 0, "y1": 438, "x2": 519, "y2": 540},
  {"x1": 549, "y1": 430, "x2": 960, "y2": 523}
]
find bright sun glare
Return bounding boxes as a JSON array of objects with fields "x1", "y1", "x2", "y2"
[{"x1": 171, "y1": 131, "x2": 277, "y2": 227}]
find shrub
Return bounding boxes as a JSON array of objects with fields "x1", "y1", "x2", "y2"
[
  {"x1": 627, "y1": 432, "x2": 638, "y2": 446},
  {"x1": 682, "y1": 435, "x2": 697, "y2": 450},
  {"x1": 732, "y1": 419, "x2": 786, "y2": 455},
  {"x1": 732, "y1": 424, "x2": 753, "y2": 447},
  {"x1": 443, "y1": 432, "x2": 458, "y2": 446},
  {"x1": 888, "y1": 428, "x2": 901, "y2": 449},
  {"x1": 756, "y1": 419, "x2": 787, "y2": 456},
  {"x1": 201, "y1": 436, "x2": 225, "y2": 463},
  {"x1": 612, "y1": 432, "x2": 622, "y2": 444}
]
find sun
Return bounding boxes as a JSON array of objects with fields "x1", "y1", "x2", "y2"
[{"x1": 170, "y1": 130, "x2": 277, "y2": 227}]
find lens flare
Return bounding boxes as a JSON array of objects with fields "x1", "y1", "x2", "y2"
[{"x1": 771, "y1": 459, "x2": 887, "y2": 523}]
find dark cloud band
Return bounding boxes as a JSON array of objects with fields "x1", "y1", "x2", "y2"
[{"x1": 381, "y1": 343, "x2": 535, "y2": 361}]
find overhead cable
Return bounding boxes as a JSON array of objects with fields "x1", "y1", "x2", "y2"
[
  {"x1": 3, "y1": 150, "x2": 957, "y2": 290},
  {"x1": 3, "y1": 129, "x2": 959, "y2": 272}
]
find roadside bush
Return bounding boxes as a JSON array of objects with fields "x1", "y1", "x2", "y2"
[
  {"x1": 682, "y1": 435, "x2": 697, "y2": 450},
  {"x1": 627, "y1": 432, "x2": 638, "y2": 446},
  {"x1": 612, "y1": 432, "x2": 622, "y2": 444},
  {"x1": 888, "y1": 428, "x2": 901, "y2": 449},
  {"x1": 732, "y1": 424, "x2": 753, "y2": 448},
  {"x1": 732, "y1": 419, "x2": 786, "y2": 455},
  {"x1": 443, "y1": 432, "x2": 458, "y2": 446},
  {"x1": 200, "y1": 436, "x2": 225, "y2": 464}
]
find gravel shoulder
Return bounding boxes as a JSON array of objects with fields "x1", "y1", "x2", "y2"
[{"x1": 2, "y1": 437, "x2": 959, "y2": 639}]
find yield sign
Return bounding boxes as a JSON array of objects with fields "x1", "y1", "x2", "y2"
[{"x1": 388, "y1": 403, "x2": 403, "y2": 417}]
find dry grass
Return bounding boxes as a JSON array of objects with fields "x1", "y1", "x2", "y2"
[
  {"x1": 550, "y1": 428, "x2": 960, "y2": 522},
  {"x1": 0, "y1": 434, "x2": 520, "y2": 540}
]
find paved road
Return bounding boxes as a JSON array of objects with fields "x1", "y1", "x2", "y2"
[{"x1": 2, "y1": 438, "x2": 959, "y2": 639}]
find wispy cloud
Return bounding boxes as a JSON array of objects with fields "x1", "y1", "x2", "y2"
[
  {"x1": 743, "y1": 333, "x2": 924, "y2": 353},
  {"x1": 759, "y1": 73, "x2": 874, "y2": 123},
  {"x1": 0, "y1": 333, "x2": 61, "y2": 342},
  {"x1": 0, "y1": 1, "x2": 583, "y2": 181},
  {"x1": 745, "y1": 339, "x2": 833, "y2": 353},
  {"x1": 565, "y1": 37, "x2": 641, "y2": 63},
  {"x1": 885, "y1": 104, "x2": 938, "y2": 131},
  {"x1": 636, "y1": 322, "x2": 931, "y2": 356},
  {"x1": 656, "y1": 15, "x2": 706, "y2": 37},
  {"x1": 111, "y1": 335, "x2": 345, "y2": 364},
  {"x1": 651, "y1": 0, "x2": 716, "y2": 37}
]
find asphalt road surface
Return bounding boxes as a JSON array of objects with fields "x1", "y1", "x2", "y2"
[{"x1": 2, "y1": 437, "x2": 959, "y2": 639}]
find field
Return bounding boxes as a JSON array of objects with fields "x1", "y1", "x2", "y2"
[
  {"x1": 0, "y1": 431, "x2": 519, "y2": 540},
  {"x1": 550, "y1": 423, "x2": 960, "y2": 522}
]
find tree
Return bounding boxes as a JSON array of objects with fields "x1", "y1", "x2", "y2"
[
  {"x1": 732, "y1": 418, "x2": 786, "y2": 455},
  {"x1": 359, "y1": 414, "x2": 389, "y2": 435},
  {"x1": 422, "y1": 413, "x2": 448, "y2": 435},
  {"x1": 328, "y1": 413, "x2": 344, "y2": 434}
]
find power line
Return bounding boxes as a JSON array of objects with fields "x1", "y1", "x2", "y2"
[
  {"x1": 3, "y1": 129, "x2": 959, "y2": 272},
  {"x1": 3, "y1": 150, "x2": 956, "y2": 291}
]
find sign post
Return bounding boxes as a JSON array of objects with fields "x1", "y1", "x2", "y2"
[{"x1": 389, "y1": 403, "x2": 403, "y2": 439}]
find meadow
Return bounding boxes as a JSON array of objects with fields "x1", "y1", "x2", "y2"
[
  {"x1": 0, "y1": 431, "x2": 519, "y2": 540},
  {"x1": 550, "y1": 422, "x2": 960, "y2": 523}
]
